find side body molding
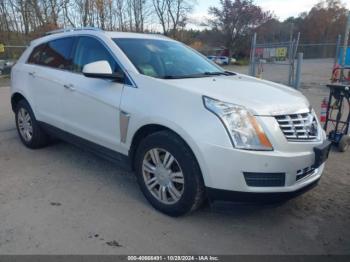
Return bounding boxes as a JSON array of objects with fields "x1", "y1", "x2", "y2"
[{"x1": 120, "y1": 111, "x2": 130, "y2": 143}]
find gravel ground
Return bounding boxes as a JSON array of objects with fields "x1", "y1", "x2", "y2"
[
  {"x1": 0, "y1": 60, "x2": 349, "y2": 254},
  {"x1": 0, "y1": 77, "x2": 10, "y2": 87}
]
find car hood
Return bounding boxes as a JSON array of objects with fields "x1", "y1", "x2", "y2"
[{"x1": 164, "y1": 74, "x2": 310, "y2": 116}]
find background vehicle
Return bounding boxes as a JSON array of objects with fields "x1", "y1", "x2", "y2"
[
  {"x1": 214, "y1": 56, "x2": 230, "y2": 65},
  {"x1": 0, "y1": 59, "x2": 15, "y2": 75},
  {"x1": 10, "y1": 29, "x2": 330, "y2": 216},
  {"x1": 207, "y1": 55, "x2": 216, "y2": 62}
]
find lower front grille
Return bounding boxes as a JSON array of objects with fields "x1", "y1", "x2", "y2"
[
  {"x1": 243, "y1": 172, "x2": 286, "y2": 187},
  {"x1": 296, "y1": 167, "x2": 316, "y2": 181}
]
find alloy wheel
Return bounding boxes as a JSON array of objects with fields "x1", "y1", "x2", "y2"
[
  {"x1": 142, "y1": 148, "x2": 185, "y2": 204},
  {"x1": 17, "y1": 108, "x2": 33, "y2": 142}
]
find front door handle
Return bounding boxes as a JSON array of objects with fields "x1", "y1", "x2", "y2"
[
  {"x1": 64, "y1": 84, "x2": 76, "y2": 91},
  {"x1": 28, "y1": 72, "x2": 35, "y2": 77}
]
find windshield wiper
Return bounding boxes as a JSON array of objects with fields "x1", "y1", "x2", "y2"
[
  {"x1": 162, "y1": 75, "x2": 192, "y2": 79},
  {"x1": 204, "y1": 71, "x2": 226, "y2": 76},
  {"x1": 224, "y1": 71, "x2": 236, "y2": 75},
  {"x1": 162, "y1": 74, "x2": 208, "y2": 79},
  {"x1": 204, "y1": 71, "x2": 236, "y2": 76},
  {"x1": 162, "y1": 71, "x2": 236, "y2": 79}
]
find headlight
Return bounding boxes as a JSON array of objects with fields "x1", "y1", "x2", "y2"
[{"x1": 203, "y1": 96, "x2": 273, "y2": 151}]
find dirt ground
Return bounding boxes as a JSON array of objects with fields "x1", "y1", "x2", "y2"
[{"x1": 0, "y1": 60, "x2": 349, "y2": 255}]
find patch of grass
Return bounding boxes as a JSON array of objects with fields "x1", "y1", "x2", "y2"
[{"x1": 234, "y1": 59, "x2": 250, "y2": 66}]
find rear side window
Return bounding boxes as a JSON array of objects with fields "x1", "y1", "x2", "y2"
[
  {"x1": 27, "y1": 37, "x2": 74, "y2": 70},
  {"x1": 27, "y1": 43, "x2": 46, "y2": 64},
  {"x1": 72, "y1": 36, "x2": 122, "y2": 74}
]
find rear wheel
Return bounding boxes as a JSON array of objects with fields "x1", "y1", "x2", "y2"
[
  {"x1": 134, "y1": 130, "x2": 205, "y2": 216},
  {"x1": 15, "y1": 100, "x2": 49, "y2": 149}
]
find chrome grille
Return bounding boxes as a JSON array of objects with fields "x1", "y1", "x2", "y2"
[{"x1": 275, "y1": 112, "x2": 319, "y2": 141}]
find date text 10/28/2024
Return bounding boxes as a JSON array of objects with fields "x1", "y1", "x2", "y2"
[{"x1": 127, "y1": 256, "x2": 220, "y2": 261}]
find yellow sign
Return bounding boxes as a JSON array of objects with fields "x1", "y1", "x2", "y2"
[
  {"x1": 276, "y1": 47, "x2": 287, "y2": 58},
  {"x1": 0, "y1": 44, "x2": 4, "y2": 53}
]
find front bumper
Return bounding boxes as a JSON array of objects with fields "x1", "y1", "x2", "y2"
[{"x1": 197, "y1": 115, "x2": 328, "y2": 196}]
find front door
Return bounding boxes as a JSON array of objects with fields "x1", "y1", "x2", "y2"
[{"x1": 61, "y1": 36, "x2": 125, "y2": 152}]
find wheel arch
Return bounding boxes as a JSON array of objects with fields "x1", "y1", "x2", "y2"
[
  {"x1": 128, "y1": 123, "x2": 207, "y2": 186},
  {"x1": 11, "y1": 92, "x2": 28, "y2": 112},
  {"x1": 129, "y1": 124, "x2": 172, "y2": 170}
]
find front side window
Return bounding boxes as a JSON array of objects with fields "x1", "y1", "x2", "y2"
[
  {"x1": 41, "y1": 37, "x2": 74, "y2": 69},
  {"x1": 73, "y1": 36, "x2": 123, "y2": 75},
  {"x1": 113, "y1": 38, "x2": 225, "y2": 79}
]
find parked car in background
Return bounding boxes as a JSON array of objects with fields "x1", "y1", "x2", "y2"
[
  {"x1": 5, "y1": 60, "x2": 15, "y2": 67},
  {"x1": 214, "y1": 56, "x2": 230, "y2": 65},
  {"x1": 11, "y1": 28, "x2": 331, "y2": 216},
  {"x1": 0, "y1": 59, "x2": 15, "y2": 75},
  {"x1": 0, "y1": 60, "x2": 4, "y2": 75},
  {"x1": 207, "y1": 55, "x2": 216, "y2": 62}
]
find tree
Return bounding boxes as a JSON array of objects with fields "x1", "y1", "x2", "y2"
[
  {"x1": 209, "y1": 0, "x2": 272, "y2": 52},
  {"x1": 298, "y1": 0, "x2": 348, "y2": 43},
  {"x1": 152, "y1": 0, "x2": 194, "y2": 37}
]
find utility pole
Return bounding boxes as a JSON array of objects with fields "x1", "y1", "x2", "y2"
[{"x1": 249, "y1": 33, "x2": 257, "y2": 77}]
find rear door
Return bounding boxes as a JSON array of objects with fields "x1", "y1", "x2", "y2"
[
  {"x1": 61, "y1": 36, "x2": 125, "y2": 152},
  {"x1": 26, "y1": 37, "x2": 75, "y2": 129}
]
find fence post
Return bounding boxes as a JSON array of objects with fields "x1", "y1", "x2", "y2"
[
  {"x1": 294, "y1": 52, "x2": 303, "y2": 89},
  {"x1": 288, "y1": 39, "x2": 296, "y2": 86},
  {"x1": 331, "y1": 34, "x2": 342, "y2": 80},
  {"x1": 249, "y1": 33, "x2": 257, "y2": 76},
  {"x1": 293, "y1": 32, "x2": 300, "y2": 59},
  {"x1": 334, "y1": 34, "x2": 341, "y2": 66}
]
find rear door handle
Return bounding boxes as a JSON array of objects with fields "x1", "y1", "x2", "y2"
[
  {"x1": 64, "y1": 84, "x2": 76, "y2": 91},
  {"x1": 28, "y1": 72, "x2": 35, "y2": 77}
]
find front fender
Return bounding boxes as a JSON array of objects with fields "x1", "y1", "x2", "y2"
[{"x1": 126, "y1": 116, "x2": 212, "y2": 187}]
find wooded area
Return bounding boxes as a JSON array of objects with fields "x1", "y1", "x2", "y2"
[{"x1": 0, "y1": 0, "x2": 349, "y2": 58}]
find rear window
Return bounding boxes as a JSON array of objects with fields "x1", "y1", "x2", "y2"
[
  {"x1": 27, "y1": 37, "x2": 74, "y2": 70},
  {"x1": 27, "y1": 44, "x2": 46, "y2": 64}
]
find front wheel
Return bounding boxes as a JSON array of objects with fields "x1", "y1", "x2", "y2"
[{"x1": 134, "y1": 131, "x2": 205, "y2": 216}]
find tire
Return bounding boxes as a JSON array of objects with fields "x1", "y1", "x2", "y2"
[
  {"x1": 338, "y1": 135, "x2": 350, "y2": 152},
  {"x1": 134, "y1": 130, "x2": 205, "y2": 216},
  {"x1": 15, "y1": 99, "x2": 49, "y2": 149}
]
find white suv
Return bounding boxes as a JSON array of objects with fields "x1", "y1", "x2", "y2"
[{"x1": 11, "y1": 28, "x2": 331, "y2": 216}]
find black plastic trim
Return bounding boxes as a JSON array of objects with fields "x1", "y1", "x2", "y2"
[
  {"x1": 243, "y1": 172, "x2": 286, "y2": 187},
  {"x1": 39, "y1": 122, "x2": 132, "y2": 171},
  {"x1": 206, "y1": 179, "x2": 320, "y2": 203}
]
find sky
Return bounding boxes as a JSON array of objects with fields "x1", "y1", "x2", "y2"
[{"x1": 189, "y1": 0, "x2": 350, "y2": 26}]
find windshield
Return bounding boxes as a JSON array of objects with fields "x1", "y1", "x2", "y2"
[{"x1": 113, "y1": 38, "x2": 227, "y2": 79}]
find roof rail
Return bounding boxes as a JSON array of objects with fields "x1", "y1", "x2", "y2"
[{"x1": 45, "y1": 27, "x2": 103, "y2": 36}]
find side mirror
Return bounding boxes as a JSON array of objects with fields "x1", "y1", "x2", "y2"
[{"x1": 82, "y1": 60, "x2": 124, "y2": 82}]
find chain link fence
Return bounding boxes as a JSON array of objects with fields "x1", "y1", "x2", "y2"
[
  {"x1": 0, "y1": 45, "x2": 27, "y2": 76},
  {"x1": 249, "y1": 33, "x2": 342, "y2": 88},
  {"x1": 249, "y1": 33, "x2": 301, "y2": 87}
]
